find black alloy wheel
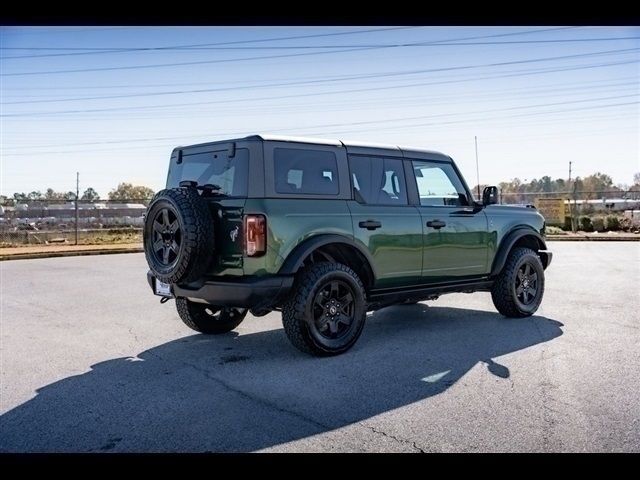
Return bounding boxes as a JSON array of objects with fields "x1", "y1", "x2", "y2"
[
  {"x1": 515, "y1": 261, "x2": 538, "y2": 306},
  {"x1": 282, "y1": 262, "x2": 367, "y2": 356},
  {"x1": 312, "y1": 279, "x2": 356, "y2": 340},
  {"x1": 491, "y1": 247, "x2": 545, "y2": 318},
  {"x1": 151, "y1": 207, "x2": 182, "y2": 267}
]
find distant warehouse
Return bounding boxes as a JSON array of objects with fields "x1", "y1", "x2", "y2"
[
  {"x1": 1, "y1": 202, "x2": 147, "y2": 227},
  {"x1": 563, "y1": 198, "x2": 640, "y2": 212}
]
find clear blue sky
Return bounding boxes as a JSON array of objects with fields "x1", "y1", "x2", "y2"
[{"x1": 1, "y1": 26, "x2": 638, "y2": 197}]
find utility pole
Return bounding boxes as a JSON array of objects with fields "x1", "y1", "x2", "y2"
[
  {"x1": 474, "y1": 136, "x2": 480, "y2": 201},
  {"x1": 75, "y1": 172, "x2": 79, "y2": 245},
  {"x1": 572, "y1": 179, "x2": 579, "y2": 233},
  {"x1": 568, "y1": 161, "x2": 575, "y2": 233}
]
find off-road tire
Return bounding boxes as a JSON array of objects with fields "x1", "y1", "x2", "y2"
[
  {"x1": 144, "y1": 187, "x2": 214, "y2": 284},
  {"x1": 491, "y1": 247, "x2": 545, "y2": 318},
  {"x1": 282, "y1": 262, "x2": 367, "y2": 356},
  {"x1": 176, "y1": 298, "x2": 247, "y2": 334}
]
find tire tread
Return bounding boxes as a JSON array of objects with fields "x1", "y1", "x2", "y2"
[
  {"x1": 144, "y1": 187, "x2": 214, "y2": 284},
  {"x1": 176, "y1": 298, "x2": 246, "y2": 334},
  {"x1": 491, "y1": 247, "x2": 544, "y2": 318},
  {"x1": 282, "y1": 262, "x2": 366, "y2": 356}
]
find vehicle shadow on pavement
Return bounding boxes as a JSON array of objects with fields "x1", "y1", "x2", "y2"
[{"x1": 0, "y1": 304, "x2": 563, "y2": 452}]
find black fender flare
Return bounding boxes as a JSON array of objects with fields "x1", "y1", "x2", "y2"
[
  {"x1": 490, "y1": 227, "x2": 549, "y2": 276},
  {"x1": 278, "y1": 234, "x2": 378, "y2": 280}
]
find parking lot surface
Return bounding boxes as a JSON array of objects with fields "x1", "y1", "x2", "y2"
[{"x1": 1, "y1": 242, "x2": 638, "y2": 452}]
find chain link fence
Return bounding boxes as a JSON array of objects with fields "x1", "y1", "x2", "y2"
[
  {"x1": 497, "y1": 189, "x2": 640, "y2": 205},
  {"x1": 497, "y1": 190, "x2": 640, "y2": 231},
  {"x1": 2, "y1": 191, "x2": 639, "y2": 246},
  {"x1": 0, "y1": 199, "x2": 150, "y2": 247}
]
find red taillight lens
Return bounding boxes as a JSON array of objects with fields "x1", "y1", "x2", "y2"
[{"x1": 244, "y1": 214, "x2": 266, "y2": 257}]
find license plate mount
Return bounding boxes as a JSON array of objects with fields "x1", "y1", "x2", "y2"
[{"x1": 154, "y1": 279, "x2": 173, "y2": 297}]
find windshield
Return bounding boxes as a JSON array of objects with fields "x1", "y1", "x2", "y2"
[{"x1": 166, "y1": 148, "x2": 249, "y2": 197}]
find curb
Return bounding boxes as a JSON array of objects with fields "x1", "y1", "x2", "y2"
[
  {"x1": 1, "y1": 235, "x2": 638, "y2": 261},
  {"x1": 546, "y1": 235, "x2": 639, "y2": 242},
  {"x1": 0, "y1": 247, "x2": 143, "y2": 261}
]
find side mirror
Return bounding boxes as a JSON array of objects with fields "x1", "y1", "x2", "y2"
[{"x1": 482, "y1": 186, "x2": 499, "y2": 206}]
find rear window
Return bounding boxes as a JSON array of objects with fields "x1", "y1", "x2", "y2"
[
  {"x1": 274, "y1": 148, "x2": 339, "y2": 195},
  {"x1": 167, "y1": 148, "x2": 249, "y2": 197}
]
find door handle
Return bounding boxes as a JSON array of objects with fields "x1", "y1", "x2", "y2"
[
  {"x1": 426, "y1": 220, "x2": 446, "y2": 229},
  {"x1": 359, "y1": 220, "x2": 382, "y2": 230}
]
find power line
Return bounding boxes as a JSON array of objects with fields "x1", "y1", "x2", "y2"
[
  {"x1": 2, "y1": 95, "x2": 636, "y2": 154},
  {"x1": 0, "y1": 27, "x2": 425, "y2": 61},
  {"x1": 314, "y1": 101, "x2": 639, "y2": 137},
  {"x1": 5, "y1": 36, "x2": 638, "y2": 60},
  {"x1": 0, "y1": 26, "x2": 574, "y2": 56},
  {"x1": 0, "y1": 26, "x2": 416, "y2": 51},
  {"x1": 4, "y1": 63, "x2": 635, "y2": 125},
  {"x1": 5, "y1": 58, "x2": 638, "y2": 106},
  {"x1": 3, "y1": 117, "x2": 635, "y2": 158},
  {"x1": 1, "y1": 45, "x2": 382, "y2": 76},
  {"x1": 5, "y1": 90, "x2": 637, "y2": 151},
  {"x1": 2, "y1": 50, "x2": 637, "y2": 115},
  {"x1": 4, "y1": 83, "x2": 637, "y2": 130},
  {"x1": 6, "y1": 78, "x2": 635, "y2": 126},
  {"x1": 3, "y1": 30, "x2": 601, "y2": 77},
  {"x1": 0, "y1": 68, "x2": 413, "y2": 92}
]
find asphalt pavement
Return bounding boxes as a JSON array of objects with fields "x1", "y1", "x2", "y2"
[{"x1": 1, "y1": 242, "x2": 638, "y2": 452}]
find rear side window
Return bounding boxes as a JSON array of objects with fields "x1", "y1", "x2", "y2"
[
  {"x1": 274, "y1": 148, "x2": 339, "y2": 195},
  {"x1": 348, "y1": 156, "x2": 407, "y2": 205},
  {"x1": 167, "y1": 148, "x2": 249, "y2": 197}
]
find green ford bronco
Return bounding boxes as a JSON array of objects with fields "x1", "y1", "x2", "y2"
[{"x1": 144, "y1": 135, "x2": 552, "y2": 356}]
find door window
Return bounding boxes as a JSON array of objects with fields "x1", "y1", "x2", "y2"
[
  {"x1": 412, "y1": 161, "x2": 469, "y2": 207},
  {"x1": 349, "y1": 156, "x2": 407, "y2": 205}
]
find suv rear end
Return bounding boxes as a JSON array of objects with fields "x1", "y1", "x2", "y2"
[{"x1": 145, "y1": 137, "x2": 294, "y2": 312}]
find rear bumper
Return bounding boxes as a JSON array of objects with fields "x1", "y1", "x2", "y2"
[
  {"x1": 539, "y1": 250, "x2": 553, "y2": 269},
  {"x1": 147, "y1": 271, "x2": 294, "y2": 308}
]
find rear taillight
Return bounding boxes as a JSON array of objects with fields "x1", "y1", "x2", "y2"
[{"x1": 244, "y1": 214, "x2": 266, "y2": 257}]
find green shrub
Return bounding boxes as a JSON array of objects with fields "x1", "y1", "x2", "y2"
[
  {"x1": 605, "y1": 215, "x2": 620, "y2": 231},
  {"x1": 591, "y1": 216, "x2": 605, "y2": 232},
  {"x1": 619, "y1": 216, "x2": 633, "y2": 232},
  {"x1": 579, "y1": 216, "x2": 593, "y2": 232}
]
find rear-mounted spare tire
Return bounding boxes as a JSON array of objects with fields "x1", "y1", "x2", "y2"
[{"x1": 143, "y1": 187, "x2": 214, "y2": 284}]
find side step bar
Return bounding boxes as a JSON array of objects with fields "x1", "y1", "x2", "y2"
[{"x1": 367, "y1": 279, "x2": 493, "y2": 309}]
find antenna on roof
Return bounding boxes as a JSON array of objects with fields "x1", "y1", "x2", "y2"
[{"x1": 474, "y1": 136, "x2": 480, "y2": 201}]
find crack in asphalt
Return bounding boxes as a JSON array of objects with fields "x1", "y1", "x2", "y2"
[
  {"x1": 127, "y1": 326, "x2": 141, "y2": 344},
  {"x1": 156, "y1": 354, "x2": 335, "y2": 437},
  {"x1": 361, "y1": 423, "x2": 429, "y2": 453},
  {"x1": 530, "y1": 316, "x2": 562, "y2": 452},
  {"x1": 144, "y1": 350, "x2": 433, "y2": 452}
]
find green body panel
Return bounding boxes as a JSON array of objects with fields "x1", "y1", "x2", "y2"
[
  {"x1": 207, "y1": 200, "x2": 546, "y2": 284},
  {"x1": 203, "y1": 198, "x2": 246, "y2": 277},
  {"x1": 416, "y1": 206, "x2": 490, "y2": 281},
  {"x1": 482, "y1": 205, "x2": 547, "y2": 265},
  {"x1": 348, "y1": 201, "x2": 423, "y2": 288},
  {"x1": 242, "y1": 198, "x2": 353, "y2": 276}
]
